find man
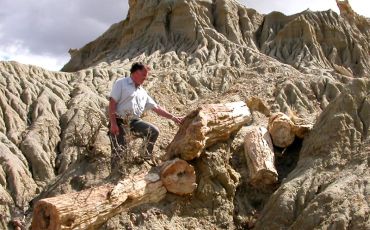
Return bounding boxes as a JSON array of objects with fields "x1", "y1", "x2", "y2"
[{"x1": 108, "y1": 62, "x2": 183, "y2": 162}]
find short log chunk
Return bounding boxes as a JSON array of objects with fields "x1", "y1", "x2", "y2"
[
  {"x1": 268, "y1": 112, "x2": 295, "y2": 148},
  {"x1": 244, "y1": 126, "x2": 278, "y2": 186}
]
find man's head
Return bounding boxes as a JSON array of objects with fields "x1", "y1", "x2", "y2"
[{"x1": 130, "y1": 62, "x2": 149, "y2": 86}]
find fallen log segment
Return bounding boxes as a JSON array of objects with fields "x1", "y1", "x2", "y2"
[
  {"x1": 31, "y1": 159, "x2": 195, "y2": 230},
  {"x1": 268, "y1": 112, "x2": 312, "y2": 148},
  {"x1": 31, "y1": 173, "x2": 165, "y2": 230},
  {"x1": 165, "y1": 101, "x2": 252, "y2": 161},
  {"x1": 244, "y1": 126, "x2": 278, "y2": 186}
]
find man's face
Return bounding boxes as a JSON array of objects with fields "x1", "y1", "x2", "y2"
[{"x1": 133, "y1": 68, "x2": 148, "y2": 85}]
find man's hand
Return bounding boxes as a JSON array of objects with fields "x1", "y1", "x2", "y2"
[
  {"x1": 172, "y1": 116, "x2": 185, "y2": 125},
  {"x1": 109, "y1": 98, "x2": 120, "y2": 135},
  {"x1": 152, "y1": 106, "x2": 185, "y2": 126},
  {"x1": 110, "y1": 123, "x2": 120, "y2": 135}
]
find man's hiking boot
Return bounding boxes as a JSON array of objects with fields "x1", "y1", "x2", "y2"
[{"x1": 143, "y1": 154, "x2": 158, "y2": 167}]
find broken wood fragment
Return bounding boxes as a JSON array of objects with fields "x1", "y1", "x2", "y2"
[
  {"x1": 247, "y1": 97, "x2": 270, "y2": 116},
  {"x1": 268, "y1": 112, "x2": 312, "y2": 148}
]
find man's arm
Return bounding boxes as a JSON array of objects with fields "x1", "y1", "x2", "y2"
[
  {"x1": 152, "y1": 106, "x2": 184, "y2": 125},
  {"x1": 109, "y1": 98, "x2": 119, "y2": 135}
]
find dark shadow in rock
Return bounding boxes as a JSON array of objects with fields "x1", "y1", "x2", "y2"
[{"x1": 274, "y1": 137, "x2": 302, "y2": 183}]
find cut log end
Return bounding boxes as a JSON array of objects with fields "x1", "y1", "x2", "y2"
[
  {"x1": 268, "y1": 113, "x2": 295, "y2": 148},
  {"x1": 31, "y1": 201, "x2": 59, "y2": 230},
  {"x1": 268, "y1": 112, "x2": 312, "y2": 148},
  {"x1": 161, "y1": 158, "x2": 196, "y2": 195}
]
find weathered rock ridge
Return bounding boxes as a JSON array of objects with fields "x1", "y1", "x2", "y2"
[{"x1": 63, "y1": 0, "x2": 369, "y2": 78}]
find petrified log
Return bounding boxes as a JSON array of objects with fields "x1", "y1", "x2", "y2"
[
  {"x1": 31, "y1": 159, "x2": 195, "y2": 230},
  {"x1": 165, "y1": 101, "x2": 252, "y2": 161},
  {"x1": 243, "y1": 126, "x2": 278, "y2": 186},
  {"x1": 268, "y1": 112, "x2": 312, "y2": 148},
  {"x1": 161, "y1": 158, "x2": 197, "y2": 195},
  {"x1": 268, "y1": 112, "x2": 295, "y2": 148},
  {"x1": 31, "y1": 173, "x2": 165, "y2": 230}
]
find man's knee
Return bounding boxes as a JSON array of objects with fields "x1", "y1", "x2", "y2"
[{"x1": 149, "y1": 125, "x2": 159, "y2": 140}]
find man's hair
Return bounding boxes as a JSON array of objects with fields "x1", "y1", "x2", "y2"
[{"x1": 130, "y1": 62, "x2": 146, "y2": 74}]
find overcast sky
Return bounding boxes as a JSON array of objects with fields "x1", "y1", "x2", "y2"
[{"x1": 0, "y1": 0, "x2": 368, "y2": 71}]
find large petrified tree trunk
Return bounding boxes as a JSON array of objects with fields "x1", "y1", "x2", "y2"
[
  {"x1": 244, "y1": 126, "x2": 278, "y2": 187},
  {"x1": 164, "y1": 101, "x2": 252, "y2": 161},
  {"x1": 31, "y1": 159, "x2": 195, "y2": 230}
]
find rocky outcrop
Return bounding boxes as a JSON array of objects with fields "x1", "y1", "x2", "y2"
[
  {"x1": 61, "y1": 0, "x2": 264, "y2": 72},
  {"x1": 258, "y1": 9, "x2": 370, "y2": 77},
  {"x1": 256, "y1": 79, "x2": 370, "y2": 229},
  {"x1": 0, "y1": 61, "x2": 120, "y2": 227},
  {"x1": 62, "y1": 0, "x2": 369, "y2": 79}
]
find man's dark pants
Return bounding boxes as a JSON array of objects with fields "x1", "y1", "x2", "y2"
[{"x1": 109, "y1": 117, "x2": 159, "y2": 159}]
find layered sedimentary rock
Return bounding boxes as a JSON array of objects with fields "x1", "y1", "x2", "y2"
[{"x1": 63, "y1": 0, "x2": 370, "y2": 78}]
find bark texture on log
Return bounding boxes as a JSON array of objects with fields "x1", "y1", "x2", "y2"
[
  {"x1": 165, "y1": 101, "x2": 252, "y2": 161},
  {"x1": 31, "y1": 159, "x2": 196, "y2": 229},
  {"x1": 31, "y1": 172, "x2": 165, "y2": 230},
  {"x1": 244, "y1": 126, "x2": 278, "y2": 186},
  {"x1": 160, "y1": 158, "x2": 197, "y2": 195}
]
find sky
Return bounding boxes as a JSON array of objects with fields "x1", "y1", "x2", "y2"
[{"x1": 0, "y1": 0, "x2": 368, "y2": 71}]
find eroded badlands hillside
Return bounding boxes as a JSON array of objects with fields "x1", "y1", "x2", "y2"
[{"x1": 0, "y1": 0, "x2": 369, "y2": 229}]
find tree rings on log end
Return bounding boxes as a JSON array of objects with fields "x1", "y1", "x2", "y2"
[{"x1": 160, "y1": 158, "x2": 197, "y2": 195}]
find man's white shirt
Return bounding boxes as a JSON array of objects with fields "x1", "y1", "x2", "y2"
[{"x1": 110, "y1": 77, "x2": 158, "y2": 118}]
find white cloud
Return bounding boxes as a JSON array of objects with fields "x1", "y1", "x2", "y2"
[
  {"x1": 0, "y1": 0, "x2": 128, "y2": 71},
  {"x1": 0, "y1": 41, "x2": 69, "y2": 71}
]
